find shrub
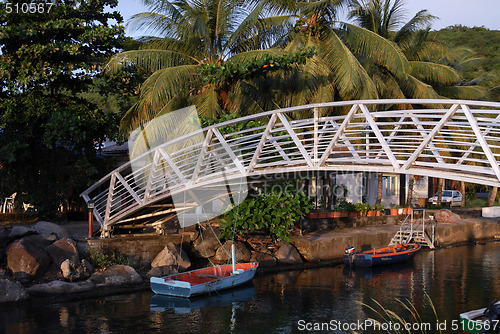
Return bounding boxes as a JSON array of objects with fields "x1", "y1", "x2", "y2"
[
  {"x1": 86, "y1": 245, "x2": 129, "y2": 269},
  {"x1": 219, "y1": 183, "x2": 312, "y2": 242}
]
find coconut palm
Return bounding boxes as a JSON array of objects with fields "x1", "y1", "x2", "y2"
[
  {"x1": 348, "y1": 0, "x2": 488, "y2": 101},
  {"x1": 106, "y1": 0, "x2": 296, "y2": 133}
]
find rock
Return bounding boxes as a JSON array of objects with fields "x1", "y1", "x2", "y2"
[
  {"x1": 275, "y1": 241, "x2": 303, "y2": 264},
  {"x1": 0, "y1": 279, "x2": 29, "y2": 303},
  {"x1": 32, "y1": 221, "x2": 70, "y2": 240},
  {"x1": 46, "y1": 238, "x2": 79, "y2": 267},
  {"x1": 27, "y1": 280, "x2": 95, "y2": 296},
  {"x1": 434, "y1": 209, "x2": 462, "y2": 224},
  {"x1": 147, "y1": 265, "x2": 178, "y2": 278},
  {"x1": 90, "y1": 265, "x2": 142, "y2": 286},
  {"x1": 8, "y1": 226, "x2": 36, "y2": 239},
  {"x1": 61, "y1": 259, "x2": 75, "y2": 280},
  {"x1": 250, "y1": 252, "x2": 277, "y2": 268},
  {"x1": 192, "y1": 227, "x2": 221, "y2": 258},
  {"x1": 151, "y1": 242, "x2": 191, "y2": 272},
  {"x1": 6, "y1": 238, "x2": 50, "y2": 282},
  {"x1": 0, "y1": 268, "x2": 7, "y2": 279},
  {"x1": 214, "y1": 240, "x2": 251, "y2": 263},
  {"x1": 0, "y1": 228, "x2": 11, "y2": 249},
  {"x1": 61, "y1": 259, "x2": 93, "y2": 281}
]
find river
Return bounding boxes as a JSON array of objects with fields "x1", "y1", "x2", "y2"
[{"x1": 1, "y1": 241, "x2": 498, "y2": 334}]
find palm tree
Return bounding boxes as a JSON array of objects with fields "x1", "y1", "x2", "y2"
[
  {"x1": 106, "y1": 0, "x2": 296, "y2": 133},
  {"x1": 347, "y1": 0, "x2": 487, "y2": 101}
]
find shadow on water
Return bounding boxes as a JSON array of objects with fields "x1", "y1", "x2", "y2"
[{"x1": 150, "y1": 283, "x2": 257, "y2": 314}]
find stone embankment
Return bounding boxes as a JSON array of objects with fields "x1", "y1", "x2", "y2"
[{"x1": 0, "y1": 210, "x2": 498, "y2": 304}]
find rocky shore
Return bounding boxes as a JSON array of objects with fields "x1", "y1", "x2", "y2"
[
  {"x1": 0, "y1": 211, "x2": 498, "y2": 304},
  {"x1": 0, "y1": 221, "x2": 304, "y2": 304}
]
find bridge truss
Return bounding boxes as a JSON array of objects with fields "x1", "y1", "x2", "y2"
[{"x1": 81, "y1": 99, "x2": 500, "y2": 236}]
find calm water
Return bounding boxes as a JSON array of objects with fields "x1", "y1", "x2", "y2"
[{"x1": 1, "y1": 242, "x2": 499, "y2": 334}]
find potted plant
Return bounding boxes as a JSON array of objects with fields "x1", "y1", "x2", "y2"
[
  {"x1": 389, "y1": 203, "x2": 399, "y2": 215},
  {"x1": 374, "y1": 204, "x2": 385, "y2": 216},
  {"x1": 366, "y1": 204, "x2": 378, "y2": 217},
  {"x1": 354, "y1": 203, "x2": 370, "y2": 217}
]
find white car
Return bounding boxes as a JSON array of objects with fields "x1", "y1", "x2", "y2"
[{"x1": 429, "y1": 190, "x2": 463, "y2": 206}]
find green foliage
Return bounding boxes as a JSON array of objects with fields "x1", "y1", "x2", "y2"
[
  {"x1": 219, "y1": 183, "x2": 312, "y2": 242},
  {"x1": 335, "y1": 200, "x2": 355, "y2": 212},
  {"x1": 0, "y1": 0, "x2": 125, "y2": 95},
  {"x1": 436, "y1": 26, "x2": 500, "y2": 101},
  {"x1": 0, "y1": 0, "x2": 125, "y2": 218},
  {"x1": 86, "y1": 246, "x2": 129, "y2": 269},
  {"x1": 198, "y1": 47, "x2": 317, "y2": 85},
  {"x1": 374, "y1": 203, "x2": 385, "y2": 212}
]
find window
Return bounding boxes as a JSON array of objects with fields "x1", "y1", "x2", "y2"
[{"x1": 383, "y1": 176, "x2": 396, "y2": 196}]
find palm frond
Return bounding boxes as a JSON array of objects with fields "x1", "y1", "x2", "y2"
[
  {"x1": 342, "y1": 23, "x2": 409, "y2": 77},
  {"x1": 105, "y1": 50, "x2": 197, "y2": 74},
  {"x1": 397, "y1": 74, "x2": 439, "y2": 99},
  {"x1": 321, "y1": 31, "x2": 378, "y2": 100},
  {"x1": 410, "y1": 61, "x2": 461, "y2": 85},
  {"x1": 437, "y1": 85, "x2": 487, "y2": 100},
  {"x1": 394, "y1": 9, "x2": 438, "y2": 44},
  {"x1": 192, "y1": 84, "x2": 222, "y2": 118}
]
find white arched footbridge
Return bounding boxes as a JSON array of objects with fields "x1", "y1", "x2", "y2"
[{"x1": 81, "y1": 99, "x2": 500, "y2": 235}]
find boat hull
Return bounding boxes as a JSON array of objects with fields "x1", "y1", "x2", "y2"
[
  {"x1": 460, "y1": 301, "x2": 500, "y2": 334},
  {"x1": 150, "y1": 262, "x2": 258, "y2": 298},
  {"x1": 343, "y1": 243, "x2": 421, "y2": 267}
]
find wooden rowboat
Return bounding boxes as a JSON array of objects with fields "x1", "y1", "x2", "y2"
[
  {"x1": 150, "y1": 262, "x2": 259, "y2": 298},
  {"x1": 343, "y1": 243, "x2": 421, "y2": 267},
  {"x1": 460, "y1": 301, "x2": 500, "y2": 334}
]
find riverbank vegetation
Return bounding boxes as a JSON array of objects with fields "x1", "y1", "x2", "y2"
[{"x1": 1, "y1": 0, "x2": 499, "y2": 222}]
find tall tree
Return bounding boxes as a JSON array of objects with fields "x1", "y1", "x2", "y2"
[
  {"x1": 0, "y1": 0, "x2": 125, "y2": 217},
  {"x1": 106, "y1": 0, "x2": 300, "y2": 133}
]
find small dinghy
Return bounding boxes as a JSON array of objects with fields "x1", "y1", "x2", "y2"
[
  {"x1": 150, "y1": 261, "x2": 259, "y2": 298},
  {"x1": 343, "y1": 243, "x2": 421, "y2": 267},
  {"x1": 460, "y1": 301, "x2": 500, "y2": 334}
]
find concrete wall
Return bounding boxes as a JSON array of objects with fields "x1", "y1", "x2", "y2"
[
  {"x1": 291, "y1": 219, "x2": 499, "y2": 262},
  {"x1": 87, "y1": 234, "x2": 187, "y2": 267}
]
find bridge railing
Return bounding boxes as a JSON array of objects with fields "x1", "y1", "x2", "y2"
[{"x1": 81, "y1": 99, "x2": 500, "y2": 234}]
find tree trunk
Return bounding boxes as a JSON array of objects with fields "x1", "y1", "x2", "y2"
[
  {"x1": 486, "y1": 186, "x2": 497, "y2": 207},
  {"x1": 437, "y1": 178, "x2": 443, "y2": 205},
  {"x1": 460, "y1": 181, "x2": 466, "y2": 207},
  {"x1": 375, "y1": 173, "x2": 383, "y2": 205},
  {"x1": 407, "y1": 175, "x2": 415, "y2": 206}
]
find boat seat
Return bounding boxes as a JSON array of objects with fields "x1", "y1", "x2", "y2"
[{"x1": 197, "y1": 274, "x2": 225, "y2": 279}]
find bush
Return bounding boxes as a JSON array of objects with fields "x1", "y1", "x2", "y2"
[
  {"x1": 86, "y1": 246, "x2": 129, "y2": 269},
  {"x1": 219, "y1": 183, "x2": 312, "y2": 242}
]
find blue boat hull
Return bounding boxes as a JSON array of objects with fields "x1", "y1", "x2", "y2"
[{"x1": 343, "y1": 243, "x2": 421, "y2": 267}]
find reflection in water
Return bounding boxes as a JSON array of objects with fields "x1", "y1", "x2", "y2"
[{"x1": 0, "y1": 242, "x2": 498, "y2": 334}]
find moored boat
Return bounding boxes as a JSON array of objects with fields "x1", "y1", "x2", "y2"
[
  {"x1": 343, "y1": 243, "x2": 421, "y2": 267},
  {"x1": 460, "y1": 301, "x2": 500, "y2": 334},
  {"x1": 150, "y1": 262, "x2": 259, "y2": 298}
]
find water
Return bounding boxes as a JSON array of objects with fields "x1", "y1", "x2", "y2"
[{"x1": 1, "y1": 242, "x2": 498, "y2": 334}]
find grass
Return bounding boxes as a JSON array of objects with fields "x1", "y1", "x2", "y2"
[{"x1": 357, "y1": 292, "x2": 442, "y2": 334}]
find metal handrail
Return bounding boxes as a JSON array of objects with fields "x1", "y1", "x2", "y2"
[{"x1": 80, "y1": 99, "x2": 500, "y2": 233}]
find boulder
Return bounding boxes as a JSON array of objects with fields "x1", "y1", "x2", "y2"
[
  {"x1": 434, "y1": 209, "x2": 462, "y2": 224},
  {"x1": 0, "y1": 279, "x2": 29, "y2": 303},
  {"x1": 214, "y1": 240, "x2": 251, "y2": 263},
  {"x1": 147, "y1": 265, "x2": 178, "y2": 278},
  {"x1": 6, "y1": 238, "x2": 50, "y2": 282},
  {"x1": 0, "y1": 228, "x2": 11, "y2": 249},
  {"x1": 8, "y1": 226, "x2": 36, "y2": 239},
  {"x1": 250, "y1": 252, "x2": 277, "y2": 268},
  {"x1": 46, "y1": 238, "x2": 79, "y2": 267},
  {"x1": 151, "y1": 242, "x2": 191, "y2": 272},
  {"x1": 192, "y1": 227, "x2": 221, "y2": 258},
  {"x1": 90, "y1": 265, "x2": 142, "y2": 286},
  {"x1": 61, "y1": 259, "x2": 94, "y2": 281},
  {"x1": 275, "y1": 241, "x2": 303, "y2": 264},
  {"x1": 32, "y1": 221, "x2": 70, "y2": 240},
  {"x1": 27, "y1": 280, "x2": 95, "y2": 296}
]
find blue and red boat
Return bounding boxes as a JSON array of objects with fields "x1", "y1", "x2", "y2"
[{"x1": 343, "y1": 243, "x2": 421, "y2": 267}]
